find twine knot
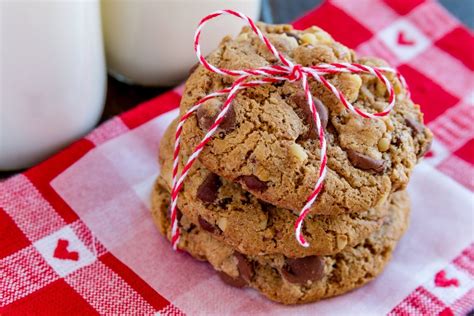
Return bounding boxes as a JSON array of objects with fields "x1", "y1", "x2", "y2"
[
  {"x1": 169, "y1": 10, "x2": 408, "y2": 250},
  {"x1": 288, "y1": 64, "x2": 304, "y2": 82}
]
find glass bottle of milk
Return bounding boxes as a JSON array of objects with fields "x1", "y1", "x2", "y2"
[
  {"x1": 101, "y1": 0, "x2": 261, "y2": 86},
  {"x1": 0, "y1": 1, "x2": 106, "y2": 170}
]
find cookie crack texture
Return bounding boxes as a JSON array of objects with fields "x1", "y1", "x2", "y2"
[
  {"x1": 178, "y1": 22, "x2": 431, "y2": 215},
  {"x1": 157, "y1": 122, "x2": 406, "y2": 259},
  {"x1": 151, "y1": 174, "x2": 410, "y2": 304}
]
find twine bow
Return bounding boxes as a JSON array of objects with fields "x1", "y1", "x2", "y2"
[{"x1": 169, "y1": 10, "x2": 408, "y2": 249}]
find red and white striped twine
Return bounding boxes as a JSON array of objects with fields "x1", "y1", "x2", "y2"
[{"x1": 169, "y1": 10, "x2": 408, "y2": 249}]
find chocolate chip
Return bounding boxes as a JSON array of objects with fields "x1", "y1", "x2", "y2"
[
  {"x1": 313, "y1": 98, "x2": 329, "y2": 130},
  {"x1": 196, "y1": 104, "x2": 236, "y2": 133},
  {"x1": 235, "y1": 252, "x2": 254, "y2": 282},
  {"x1": 281, "y1": 256, "x2": 324, "y2": 284},
  {"x1": 196, "y1": 106, "x2": 215, "y2": 131},
  {"x1": 291, "y1": 91, "x2": 328, "y2": 140},
  {"x1": 198, "y1": 216, "x2": 216, "y2": 234},
  {"x1": 196, "y1": 173, "x2": 221, "y2": 203},
  {"x1": 219, "y1": 106, "x2": 236, "y2": 132},
  {"x1": 218, "y1": 251, "x2": 254, "y2": 287},
  {"x1": 238, "y1": 175, "x2": 268, "y2": 192},
  {"x1": 217, "y1": 271, "x2": 247, "y2": 288},
  {"x1": 347, "y1": 149, "x2": 386, "y2": 173},
  {"x1": 405, "y1": 117, "x2": 424, "y2": 135}
]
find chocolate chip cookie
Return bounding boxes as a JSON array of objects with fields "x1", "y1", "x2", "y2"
[
  {"x1": 151, "y1": 180, "x2": 410, "y2": 305},
  {"x1": 179, "y1": 23, "x2": 432, "y2": 215},
  {"x1": 157, "y1": 120, "x2": 402, "y2": 257}
]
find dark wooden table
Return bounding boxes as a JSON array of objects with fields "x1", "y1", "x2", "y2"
[{"x1": 2, "y1": 0, "x2": 472, "y2": 178}]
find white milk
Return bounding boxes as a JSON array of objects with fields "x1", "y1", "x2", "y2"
[
  {"x1": 102, "y1": 0, "x2": 261, "y2": 86},
  {"x1": 0, "y1": 1, "x2": 106, "y2": 170}
]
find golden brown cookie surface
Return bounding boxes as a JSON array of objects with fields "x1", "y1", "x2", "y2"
[
  {"x1": 179, "y1": 23, "x2": 432, "y2": 215},
  {"x1": 157, "y1": 120, "x2": 403, "y2": 257},
  {"x1": 151, "y1": 181, "x2": 410, "y2": 305}
]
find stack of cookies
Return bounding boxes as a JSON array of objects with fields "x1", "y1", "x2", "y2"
[{"x1": 151, "y1": 23, "x2": 432, "y2": 304}]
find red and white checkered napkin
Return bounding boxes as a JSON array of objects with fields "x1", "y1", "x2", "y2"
[{"x1": 1, "y1": 0, "x2": 473, "y2": 314}]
